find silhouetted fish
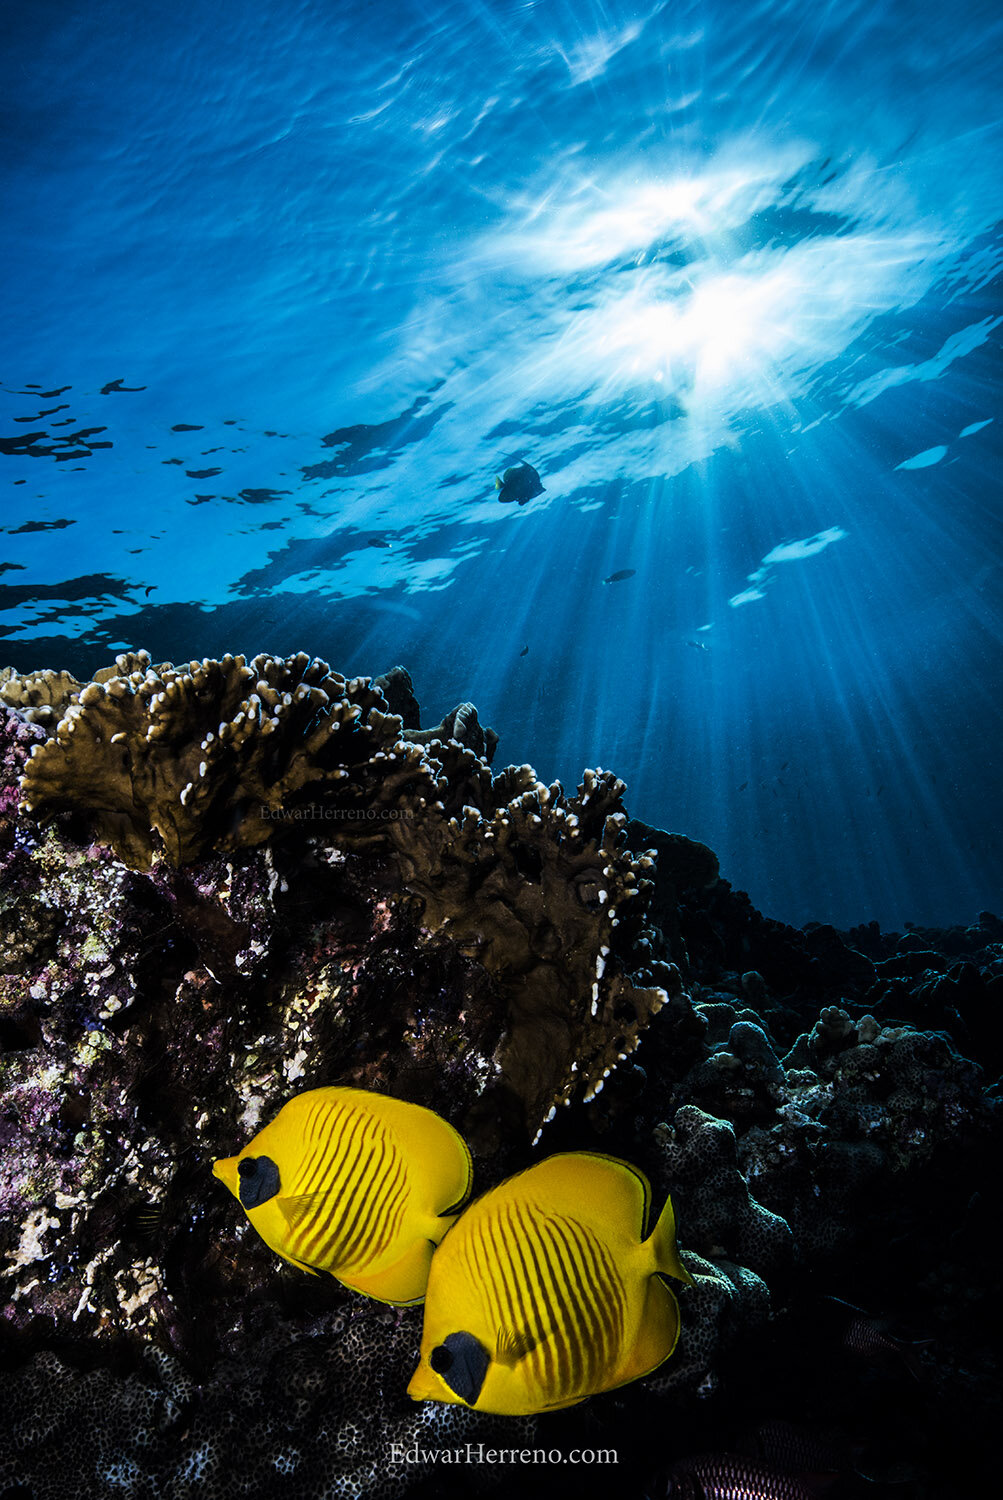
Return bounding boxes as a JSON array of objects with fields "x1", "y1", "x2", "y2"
[
  {"x1": 737, "y1": 1419, "x2": 845, "y2": 1477},
  {"x1": 826, "y1": 1296, "x2": 930, "y2": 1380},
  {"x1": 520, "y1": 646, "x2": 528, "y2": 656},
  {"x1": 125, "y1": 1199, "x2": 166, "y2": 1243},
  {"x1": 495, "y1": 461, "x2": 544, "y2": 505},
  {"x1": 603, "y1": 569, "x2": 636, "y2": 584}
]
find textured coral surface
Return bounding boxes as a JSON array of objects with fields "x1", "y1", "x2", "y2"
[{"x1": 0, "y1": 661, "x2": 999, "y2": 1498}]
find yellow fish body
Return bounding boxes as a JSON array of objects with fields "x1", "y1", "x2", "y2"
[
  {"x1": 407, "y1": 1151, "x2": 693, "y2": 1415},
  {"x1": 212, "y1": 1086, "x2": 472, "y2": 1305}
]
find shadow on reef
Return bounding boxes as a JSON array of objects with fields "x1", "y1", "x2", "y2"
[{"x1": 0, "y1": 654, "x2": 999, "y2": 1498}]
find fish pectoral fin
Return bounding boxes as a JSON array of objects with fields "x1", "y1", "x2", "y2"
[
  {"x1": 496, "y1": 1327, "x2": 540, "y2": 1366},
  {"x1": 275, "y1": 1191, "x2": 331, "y2": 1232},
  {"x1": 495, "y1": 475, "x2": 503, "y2": 489}
]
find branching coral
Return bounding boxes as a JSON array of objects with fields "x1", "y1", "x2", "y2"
[
  {"x1": 13, "y1": 652, "x2": 429, "y2": 867},
  {"x1": 390, "y1": 763, "x2": 680, "y2": 1142},
  {"x1": 4, "y1": 654, "x2": 679, "y2": 1141},
  {"x1": 0, "y1": 663, "x2": 82, "y2": 730}
]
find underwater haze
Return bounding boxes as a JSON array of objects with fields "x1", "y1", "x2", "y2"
[{"x1": 2, "y1": 0, "x2": 1001, "y2": 931}]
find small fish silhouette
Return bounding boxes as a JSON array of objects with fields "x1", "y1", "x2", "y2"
[
  {"x1": 603, "y1": 568, "x2": 636, "y2": 584},
  {"x1": 826, "y1": 1296, "x2": 930, "y2": 1381},
  {"x1": 737, "y1": 1418, "x2": 845, "y2": 1477},
  {"x1": 495, "y1": 462, "x2": 544, "y2": 505}
]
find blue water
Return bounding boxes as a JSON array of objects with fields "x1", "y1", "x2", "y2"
[{"x1": 2, "y1": 0, "x2": 1001, "y2": 930}]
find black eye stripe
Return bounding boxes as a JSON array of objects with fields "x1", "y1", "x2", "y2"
[
  {"x1": 237, "y1": 1155, "x2": 281, "y2": 1209},
  {"x1": 434, "y1": 1332, "x2": 489, "y2": 1406}
]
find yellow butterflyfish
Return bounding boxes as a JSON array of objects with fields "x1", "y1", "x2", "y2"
[
  {"x1": 212, "y1": 1086, "x2": 472, "y2": 1305},
  {"x1": 407, "y1": 1150, "x2": 693, "y2": 1414}
]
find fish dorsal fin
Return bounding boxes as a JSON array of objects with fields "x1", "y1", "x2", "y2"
[
  {"x1": 496, "y1": 1327, "x2": 539, "y2": 1366},
  {"x1": 276, "y1": 1190, "x2": 331, "y2": 1231},
  {"x1": 501, "y1": 1151, "x2": 652, "y2": 1235}
]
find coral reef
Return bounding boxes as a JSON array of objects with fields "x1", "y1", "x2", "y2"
[
  {"x1": 3, "y1": 654, "x2": 500, "y2": 870},
  {"x1": 388, "y1": 762, "x2": 681, "y2": 1145},
  {"x1": 3, "y1": 654, "x2": 673, "y2": 1142},
  {"x1": 9, "y1": 651, "x2": 422, "y2": 867},
  {"x1": 0, "y1": 661, "x2": 998, "y2": 1498},
  {"x1": 0, "y1": 1307, "x2": 532, "y2": 1499}
]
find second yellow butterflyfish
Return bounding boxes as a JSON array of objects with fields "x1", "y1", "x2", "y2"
[{"x1": 407, "y1": 1150, "x2": 693, "y2": 1414}]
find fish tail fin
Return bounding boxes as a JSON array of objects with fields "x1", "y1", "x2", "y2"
[{"x1": 647, "y1": 1192, "x2": 695, "y2": 1286}]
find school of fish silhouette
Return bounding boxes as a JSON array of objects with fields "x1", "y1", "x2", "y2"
[{"x1": 214, "y1": 1084, "x2": 693, "y2": 1416}]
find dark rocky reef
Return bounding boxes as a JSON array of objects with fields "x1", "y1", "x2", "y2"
[{"x1": 0, "y1": 656, "x2": 998, "y2": 1499}]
